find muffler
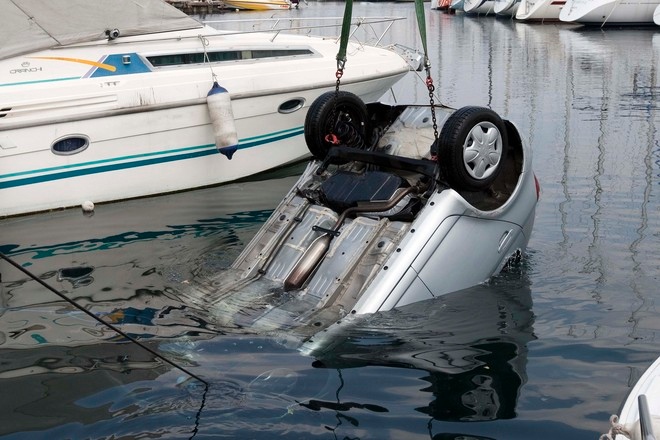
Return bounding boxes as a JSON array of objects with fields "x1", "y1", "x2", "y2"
[{"x1": 283, "y1": 186, "x2": 415, "y2": 291}]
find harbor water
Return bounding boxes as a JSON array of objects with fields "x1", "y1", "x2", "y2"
[{"x1": 1, "y1": 2, "x2": 660, "y2": 439}]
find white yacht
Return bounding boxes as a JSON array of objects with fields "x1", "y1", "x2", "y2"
[
  {"x1": 0, "y1": 0, "x2": 412, "y2": 218},
  {"x1": 560, "y1": 0, "x2": 660, "y2": 24}
]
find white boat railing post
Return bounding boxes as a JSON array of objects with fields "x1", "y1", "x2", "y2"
[
  {"x1": 375, "y1": 19, "x2": 395, "y2": 47},
  {"x1": 638, "y1": 395, "x2": 657, "y2": 440}
]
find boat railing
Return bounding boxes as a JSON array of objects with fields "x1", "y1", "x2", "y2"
[
  {"x1": 203, "y1": 16, "x2": 408, "y2": 47},
  {"x1": 40, "y1": 15, "x2": 410, "y2": 53}
]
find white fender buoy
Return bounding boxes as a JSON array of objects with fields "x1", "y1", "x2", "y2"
[
  {"x1": 81, "y1": 200, "x2": 94, "y2": 212},
  {"x1": 207, "y1": 81, "x2": 239, "y2": 159},
  {"x1": 81, "y1": 200, "x2": 95, "y2": 217}
]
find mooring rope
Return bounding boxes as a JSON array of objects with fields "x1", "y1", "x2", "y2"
[
  {"x1": 600, "y1": 414, "x2": 630, "y2": 439},
  {"x1": 198, "y1": 34, "x2": 218, "y2": 83}
]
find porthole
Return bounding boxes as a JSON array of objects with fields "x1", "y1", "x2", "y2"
[
  {"x1": 278, "y1": 98, "x2": 305, "y2": 114},
  {"x1": 0, "y1": 107, "x2": 11, "y2": 118},
  {"x1": 51, "y1": 135, "x2": 90, "y2": 155}
]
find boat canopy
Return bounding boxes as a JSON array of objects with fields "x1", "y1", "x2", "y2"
[{"x1": 0, "y1": 0, "x2": 203, "y2": 60}]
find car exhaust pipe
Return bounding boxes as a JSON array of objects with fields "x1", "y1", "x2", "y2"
[
  {"x1": 284, "y1": 234, "x2": 332, "y2": 291},
  {"x1": 284, "y1": 186, "x2": 416, "y2": 291}
]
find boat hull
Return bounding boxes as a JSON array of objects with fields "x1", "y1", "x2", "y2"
[
  {"x1": 0, "y1": 77, "x2": 403, "y2": 217},
  {"x1": 610, "y1": 355, "x2": 660, "y2": 439},
  {"x1": 494, "y1": 0, "x2": 521, "y2": 15},
  {"x1": 516, "y1": 0, "x2": 565, "y2": 20},
  {"x1": 464, "y1": 0, "x2": 496, "y2": 14},
  {"x1": 559, "y1": 0, "x2": 660, "y2": 24}
]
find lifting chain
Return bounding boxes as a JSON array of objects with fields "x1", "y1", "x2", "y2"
[
  {"x1": 325, "y1": 65, "x2": 345, "y2": 145},
  {"x1": 425, "y1": 59, "x2": 439, "y2": 141},
  {"x1": 424, "y1": 58, "x2": 440, "y2": 161}
]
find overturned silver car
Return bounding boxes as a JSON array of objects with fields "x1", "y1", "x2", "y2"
[{"x1": 199, "y1": 92, "x2": 539, "y2": 337}]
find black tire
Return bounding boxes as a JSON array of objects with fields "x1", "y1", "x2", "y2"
[
  {"x1": 437, "y1": 106, "x2": 508, "y2": 191},
  {"x1": 304, "y1": 91, "x2": 370, "y2": 161}
]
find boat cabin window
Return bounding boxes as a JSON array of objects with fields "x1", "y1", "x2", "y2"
[
  {"x1": 51, "y1": 136, "x2": 89, "y2": 155},
  {"x1": 146, "y1": 49, "x2": 313, "y2": 67}
]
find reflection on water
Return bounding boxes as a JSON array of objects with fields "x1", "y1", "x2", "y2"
[
  {"x1": 0, "y1": 173, "x2": 301, "y2": 353},
  {"x1": 0, "y1": 342, "x2": 206, "y2": 438},
  {"x1": 0, "y1": 214, "x2": 263, "y2": 261},
  {"x1": 305, "y1": 274, "x2": 535, "y2": 428},
  {"x1": 2, "y1": 209, "x2": 536, "y2": 438},
  {"x1": 1, "y1": 4, "x2": 660, "y2": 439}
]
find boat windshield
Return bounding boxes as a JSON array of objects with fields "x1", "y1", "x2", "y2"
[
  {"x1": 146, "y1": 48, "x2": 314, "y2": 67},
  {"x1": 0, "y1": 0, "x2": 202, "y2": 60}
]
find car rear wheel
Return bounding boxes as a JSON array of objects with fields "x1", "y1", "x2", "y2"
[
  {"x1": 304, "y1": 91, "x2": 370, "y2": 161},
  {"x1": 437, "y1": 106, "x2": 508, "y2": 191}
]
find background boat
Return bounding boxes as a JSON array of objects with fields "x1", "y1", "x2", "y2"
[
  {"x1": 223, "y1": 0, "x2": 293, "y2": 10},
  {"x1": 464, "y1": 0, "x2": 496, "y2": 14},
  {"x1": 494, "y1": 0, "x2": 521, "y2": 15},
  {"x1": 602, "y1": 355, "x2": 660, "y2": 439},
  {"x1": 560, "y1": 0, "x2": 660, "y2": 25},
  {"x1": 450, "y1": 0, "x2": 466, "y2": 10},
  {"x1": 516, "y1": 0, "x2": 565, "y2": 20}
]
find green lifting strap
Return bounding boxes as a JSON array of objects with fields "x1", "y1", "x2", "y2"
[
  {"x1": 412, "y1": 0, "x2": 439, "y2": 143},
  {"x1": 337, "y1": 0, "x2": 430, "y2": 69},
  {"x1": 337, "y1": 0, "x2": 353, "y2": 69},
  {"x1": 414, "y1": 0, "x2": 430, "y2": 65}
]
